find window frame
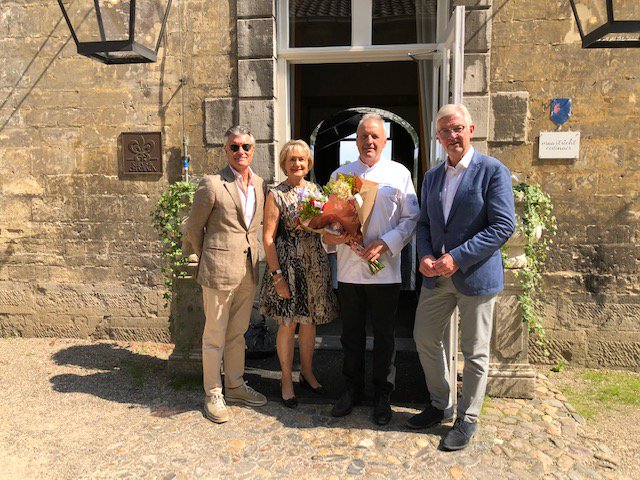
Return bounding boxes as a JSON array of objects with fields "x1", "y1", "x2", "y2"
[{"x1": 275, "y1": 0, "x2": 460, "y2": 177}]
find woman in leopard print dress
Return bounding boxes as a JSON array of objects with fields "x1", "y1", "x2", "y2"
[{"x1": 259, "y1": 140, "x2": 338, "y2": 408}]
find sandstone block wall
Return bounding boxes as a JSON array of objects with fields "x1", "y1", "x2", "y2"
[
  {"x1": 2, "y1": 1, "x2": 639, "y2": 369},
  {"x1": 0, "y1": 0, "x2": 246, "y2": 341},
  {"x1": 488, "y1": 0, "x2": 640, "y2": 368}
]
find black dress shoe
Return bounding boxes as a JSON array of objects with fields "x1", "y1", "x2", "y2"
[
  {"x1": 281, "y1": 396, "x2": 298, "y2": 409},
  {"x1": 331, "y1": 389, "x2": 362, "y2": 417},
  {"x1": 443, "y1": 418, "x2": 478, "y2": 451},
  {"x1": 407, "y1": 405, "x2": 453, "y2": 430},
  {"x1": 299, "y1": 374, "x2": 325, "y2": 395},
  {"x1": 372, "y1": 393, "x2": 392, "y2": 425}
]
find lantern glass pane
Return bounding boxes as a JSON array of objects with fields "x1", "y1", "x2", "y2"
[
  {"x1": 60, "y1": 0, "x2": 131, "y2": 42},
  {"x1": 135, "y1": 1, "x2": 169, "y2": 51},
  {"x1": 612, "y1": 0, "x2": 640, "y2": 21},
  {"x1": 571, "y1": 0, "x2": 608, "y2": 36},
  {"x1": 372, "y1": 0, "x2": 437, "y2": 45}
]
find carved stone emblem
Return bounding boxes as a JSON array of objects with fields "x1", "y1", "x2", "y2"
[{"x1": 120, "y1": 132, "x2": 163, "y2": 175}]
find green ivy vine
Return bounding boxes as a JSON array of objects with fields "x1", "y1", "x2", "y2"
[
  {"x1": 509, "y1": 182, "x2": 558, "y2": 355},
  {"x1": 150, "y1": 181, "x2": 197, "y2": 306}
]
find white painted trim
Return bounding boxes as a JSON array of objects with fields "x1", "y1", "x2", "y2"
[
  {"x1": 278, "y1": 0, "x2": 289, "y2": 51},
  {"x1": 275, "y1": 57, "x2": 289, "y2": 182},
  {"x1": 442, "y1": 4, "x2": 466, "y2": 417},
  {"x1": 275, "y1": 1, "x2": 290, "y2": 181},
  {"x1": 430, "y1": 64, "x2": 441, "y2": 169},
  {"x1": 433, "y1": 5, "x2": 465, "y2": 167},
  {"x1": 279, "y1": 43, "x2": 440, "y2": 63},
  {"x1": 452, "y1": 6, "x2": 465, "y2": 104},
  {"x1": 437, "y1": 0, "x2": 450, "y2": 39},
  {"x1": 352, "y1": 0, "x2": 372, "y2": 46}
]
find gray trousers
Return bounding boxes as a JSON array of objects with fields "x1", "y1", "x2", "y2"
[{"x1": 413, "y1": 277, "x2": 497, "y2": 423}]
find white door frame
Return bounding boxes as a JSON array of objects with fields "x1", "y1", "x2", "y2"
[{"x1": 276, "y1": 0, "x2": 459, "y2": 180}]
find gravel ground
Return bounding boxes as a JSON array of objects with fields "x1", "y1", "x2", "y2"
[{"x1": 0, "y1": 338, "x2": 635, "y2": 480}]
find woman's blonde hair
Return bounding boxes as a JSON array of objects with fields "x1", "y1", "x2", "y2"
[{"x1": 278, "y1": 139, "x2": 314, "y2": 174}]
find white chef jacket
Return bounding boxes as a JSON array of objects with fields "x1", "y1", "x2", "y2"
[{"x1": 329, "y1": 157, "x2": 420, "y2": 284}]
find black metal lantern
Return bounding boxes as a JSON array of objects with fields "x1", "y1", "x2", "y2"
[
  {"x1": 57, "y1": 0, "x2": 173, "y2": 64},
  {"x1": 569, "y1": 0, "x2": 640, "y2": 48}
]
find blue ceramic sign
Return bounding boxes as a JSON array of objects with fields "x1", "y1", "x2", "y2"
[{"x1": 550, "y1": 98, "x2": 571, "y2": 126}]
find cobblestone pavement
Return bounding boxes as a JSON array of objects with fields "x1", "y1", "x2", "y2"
[{"x1": 0, "y1": 338, "x2": 633, "y2": 480}]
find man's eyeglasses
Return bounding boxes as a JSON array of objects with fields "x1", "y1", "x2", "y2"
[
  {"x1": 437, "y1": 125, "x2": 466, "y2": 137},
  {"x1": 229, "y1": 144, "x2": 253, "y2": 152}
]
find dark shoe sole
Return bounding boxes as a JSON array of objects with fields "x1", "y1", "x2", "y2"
[
  {"x1": 406, "y1": 416, "x2": 453, "y2": 430},
  {"x1": 331, "y1": 405, "x2": 353, "y2": 417},
  {"x1": 373, "y1": 414, "x2": 392, "y2": 426},
  {"x1": 299, "y1": 375, "x2": 325, "y2": 395},
  {"x1": 281, "y1": 396, "x2": 298, "y2": 409},
  {"x1": 331, "y1": 396, "x2": 362, "y2": 417},
  {"x1": 443, "y1": 439, "x2": 473, "y2": 451}
]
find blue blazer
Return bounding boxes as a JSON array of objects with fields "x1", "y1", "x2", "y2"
[{"x1": 417, "y1": 150, "x2": 516, "y2": 296}]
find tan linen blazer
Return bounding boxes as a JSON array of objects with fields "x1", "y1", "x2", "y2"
[{"x1": 185, "y1": 165, "x2": 265, "y2": 290}]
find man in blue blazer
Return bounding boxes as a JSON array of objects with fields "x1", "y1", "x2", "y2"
[{"x1": 409, "y1": 104, "x2": 515, "y2": 450}]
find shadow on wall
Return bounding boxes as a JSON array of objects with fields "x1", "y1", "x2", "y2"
[{"x1": 0, "y1": 11, "x2": 92, "y2": 133}]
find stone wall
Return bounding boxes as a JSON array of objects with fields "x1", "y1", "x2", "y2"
[
  {"x1": 0, "y1": 0, "x2": 244, "y2": 341},
  {"x1": 487, "y1": 0, "x2": 640, "y2": 368},
  {"x1": 2, "y1": 0, "x2": 639, "y2": 369}
]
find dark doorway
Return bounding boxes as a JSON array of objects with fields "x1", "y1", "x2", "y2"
[
  {"x1": 310, "y1": 108, "x2": 418, "y2": 187},
  {"x1": 293, "y1": 62, "x2": 420, "y2": 144},
  {"x1": 291, "y1": 61, "x2": 422, "y2": 340}
]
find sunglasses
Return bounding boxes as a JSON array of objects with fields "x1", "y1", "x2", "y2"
[{"x1": 229, "y1": 144, "x2": 253, "y2": 152}]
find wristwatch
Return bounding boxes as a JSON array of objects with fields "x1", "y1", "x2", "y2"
[{"x1": 270, "y1": 269, "x2": 282, "y2": 277}]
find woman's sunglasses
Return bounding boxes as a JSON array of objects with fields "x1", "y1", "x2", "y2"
[{"x1": 229, "y1": 144, "x2": 253, "y2": 152}]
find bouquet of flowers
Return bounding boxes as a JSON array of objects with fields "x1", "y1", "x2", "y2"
[{"x1": 297, "y1": 174, "x2": 384, "y2": 274}]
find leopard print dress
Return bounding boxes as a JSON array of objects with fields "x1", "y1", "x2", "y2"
[{"x1": 259, "y1": 182, "x2": 338, "y2": 326}]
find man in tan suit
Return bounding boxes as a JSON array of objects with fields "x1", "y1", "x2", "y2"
[{"x1": 186, "y1": 125, "x2": 267, "y2": 423}]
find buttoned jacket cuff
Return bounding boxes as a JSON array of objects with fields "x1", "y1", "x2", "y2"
[
  {"x1": 381, "y1": 231, "x2": 404, "y2": 257},
  {"x1": 449, "y1": 248, "x2": 468, "y2": 273}
]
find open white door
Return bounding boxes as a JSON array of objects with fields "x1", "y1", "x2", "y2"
[
  {"x1": 431, "y1": 5, "x2": 465, "y2": 168},
  {"x1": 440, "y1": 5, "x2": 464, "y2": 412},
  {"x1": 417, "y1": 4, "x2": 465, "y2": 411}
]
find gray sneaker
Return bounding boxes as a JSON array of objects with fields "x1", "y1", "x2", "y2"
[
  {"x1": 204, "y1": 393, "x2": 230, "y2": 423},
  {"x1": 225, "y1": 382, "x2": 267, "y2": 406}
]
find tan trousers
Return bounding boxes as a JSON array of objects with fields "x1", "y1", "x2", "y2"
[{"x1": 201, "y1": 256, "x2": 255, "y2": 396}]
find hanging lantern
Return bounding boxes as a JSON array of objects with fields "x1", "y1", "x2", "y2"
[
  {"x1": 569, "y1": 0, "x2": 640, "y2": 48},
  {"x1": 57, "y1": 0, "x2": 173, "y2": 64}
]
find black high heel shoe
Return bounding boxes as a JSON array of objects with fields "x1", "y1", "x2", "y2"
[
  {"x1": 299, "y1": 374, "x2": 325, "y2": 395},
  {"x1": 281, "y1": 395, "x2": 298, "y2": 408}
]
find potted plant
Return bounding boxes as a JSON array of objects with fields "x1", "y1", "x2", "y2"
[
  {"x1": 503, "y1": 181, "x2": 558, "y2": 354},
  {"x1": 150, "y1": 181, "x2": 201, "y2": 369}
]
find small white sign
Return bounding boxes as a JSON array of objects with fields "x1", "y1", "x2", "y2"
[{"x1": 539, "y1": 131, "x2": 580, "y2": 159}]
